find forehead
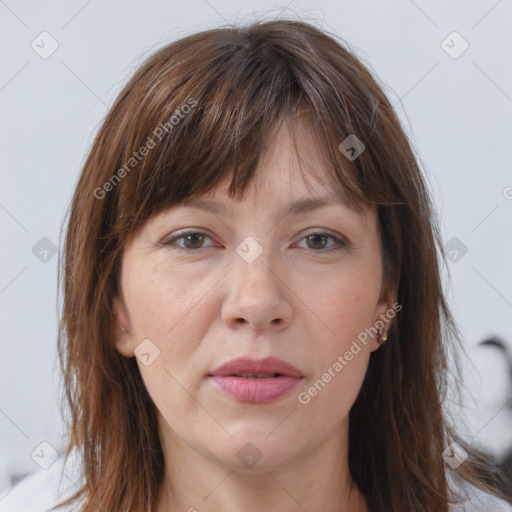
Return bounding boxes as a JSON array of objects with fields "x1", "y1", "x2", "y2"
[
  {"x1": 169, "y1": 180, "x2": 372, "y2": 236},
  {"x1": 175, "y1": 120, "x2": 371, "y2": 221},
  {"x1": 177, "y1": 196, "x2": 369, "y2": 225}
]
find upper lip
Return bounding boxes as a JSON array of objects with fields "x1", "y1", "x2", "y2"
[{"x1": 209, "y1": 356, "x2": 303, "y2": 378}]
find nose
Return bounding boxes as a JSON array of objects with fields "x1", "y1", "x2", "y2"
[{"x1": 220, "y1": 245, "x2": 293, "y2": 333}]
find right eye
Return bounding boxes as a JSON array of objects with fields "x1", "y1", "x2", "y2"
[{"x1": 162, "y1": 231, "x2": 215, "y2": 252}]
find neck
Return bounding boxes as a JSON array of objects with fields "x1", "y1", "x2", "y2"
[{"x1": 156, "y1": 416, "x2": 368, "y2": 512}]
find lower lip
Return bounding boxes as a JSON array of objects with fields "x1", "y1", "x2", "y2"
[{"x1": 209, "y1": 375, "x2": 303, "y2": 403}]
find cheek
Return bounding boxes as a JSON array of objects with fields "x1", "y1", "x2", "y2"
[
  {"x1": 123, "y1": 261, "x2": 213, "y2": 399},
  {"x1": 314, "y1": 277, "x2": 380, "y2": 357},
  {"x1": 303, "y1": 271, "x2": 380, "y2": 413},
  {"x1": 304, "y1": 351, "x2": 369, "y2": 429},
  {"x1": 123, "y1": 258, "x2": 211, "y2": 341},
  {"x1": 300, "y1": 288, "x2": 373, "y2": 418},
  {"x1": 319, "y1": 293, "x2": 372, "y2": 386}
]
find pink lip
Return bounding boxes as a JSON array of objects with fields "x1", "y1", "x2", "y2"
[{"x1": 208, "y1": 356, "x2": 304, "y2": 404}]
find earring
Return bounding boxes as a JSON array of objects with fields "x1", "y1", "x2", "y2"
[
  {"x1": 377, "y1": 328, "x2": 388, "y2": 343},
  {"x1": 120, "y1": 326, "x2": 127, "y2": 333}
]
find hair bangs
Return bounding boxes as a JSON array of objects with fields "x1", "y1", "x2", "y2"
[{"x1": 109, "y1": 27, "x2": 371, "y2": 245}]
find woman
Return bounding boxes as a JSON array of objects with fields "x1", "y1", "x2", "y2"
[{"x1": 9, "y1": 18, "x2": 510, "y2": 512}]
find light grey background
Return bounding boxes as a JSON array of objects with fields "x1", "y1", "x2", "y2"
[{"x1": 1, "y1": 0, "x2": 511, "y2": 494}]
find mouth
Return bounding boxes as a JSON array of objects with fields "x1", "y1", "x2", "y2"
[
  {"x1": 208, "y1": 374, "x2": 303, "y2": 403},
  {"x1": 208, "y1": 357, "x2": 304, "y2": 403},
  {"x1": 229, "y1": 373, "x2": 283, "y2": 378},
  {"x1": 209, "y1": 356, "x2": 304, "y2": 379}
]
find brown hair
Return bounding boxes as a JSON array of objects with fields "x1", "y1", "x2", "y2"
[{"x1": 55, "y1": 18, "x2": 506, "y2": 511}]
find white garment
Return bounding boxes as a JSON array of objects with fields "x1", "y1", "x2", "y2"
[
  {"x1": 0, "y1": 450, "x2": 84, "y2": 512},
  {"x1": 0, "y1": 453, "x2": 510, "y2": 511},
  {"x1": 449, "y1": 480, "x2": 512, "y2": 511}
]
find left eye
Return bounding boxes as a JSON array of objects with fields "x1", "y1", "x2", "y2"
[
  {"x1": 297, "y1": 232, "x2": 347, "y2": 252},
  {"x1": 163, "y1": 231, "x2": 347, "y2": 253}
]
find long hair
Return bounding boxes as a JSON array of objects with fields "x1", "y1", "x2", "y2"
[{"x1": 55, "y1": 18, "x2": 505, "y2": 511}]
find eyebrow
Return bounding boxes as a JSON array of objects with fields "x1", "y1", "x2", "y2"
[{"x1": 179, "y1": 196, "x2": 365, "y2": 217}]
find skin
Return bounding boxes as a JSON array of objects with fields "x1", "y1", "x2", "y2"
[{"x1": 113, "y1": 119, "x2": 395, "y2": 512}]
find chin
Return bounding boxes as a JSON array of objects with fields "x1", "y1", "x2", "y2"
[{"x1": 210, "y1": 434, "x2": 306, "y2": 473}]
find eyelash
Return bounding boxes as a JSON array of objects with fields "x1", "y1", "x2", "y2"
[{"x1": 162, "y1": 230, "x2": 348, "y2": 254}]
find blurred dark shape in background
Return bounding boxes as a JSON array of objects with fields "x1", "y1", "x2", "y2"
[{"x1": 478, "y1": 337, "x2": 512, "y2": 500}]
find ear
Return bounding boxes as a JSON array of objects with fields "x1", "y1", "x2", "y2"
[
  {"x1": 112, "y1": 295, "x2": 135, "y2": 358},
  {"x1": 369, "y1": 277, "x2": 399, "y2": 353}
]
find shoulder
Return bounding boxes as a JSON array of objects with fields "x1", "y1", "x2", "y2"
[
  {"x1": 0, "y1": 451, "x2": 85, "y2": 512},
  {"x1": 449, "y1": 475, "x2": 512, "y2": 512}
]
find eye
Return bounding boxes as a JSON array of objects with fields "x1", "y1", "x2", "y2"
[
  {"x1": 162, "y1": 231, "x2": 215, "y2": 252},
  {"x1": 162, "y1": 230, "x2": 348, "y2": 253},
  {"x1": 297, "y1": 232, "x2": 348, "y2": 253}
]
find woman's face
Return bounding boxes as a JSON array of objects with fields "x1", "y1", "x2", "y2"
[{"x1": 113, "y1": 121, "x2": 394, "y2": 473}]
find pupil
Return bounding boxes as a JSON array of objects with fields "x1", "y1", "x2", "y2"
[
  {"x1": 185, "y1": 234, "x2": 203, "y2": 248},
  {"x1": 308, "y1": 234, "x2": 326, "y2": 249}
]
